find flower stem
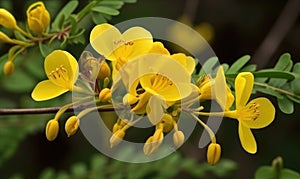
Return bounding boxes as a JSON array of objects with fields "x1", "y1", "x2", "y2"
[{"x1": 190, "y1": 112, "x2": 216, "y2": 143}]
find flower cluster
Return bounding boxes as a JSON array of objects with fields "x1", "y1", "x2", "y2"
[
  {"x1": 32, "y1": 23, "x2": 276, "y2": 165},
  {"x1": 0, "y1": 1, "x2": 50, "y2": 76}
]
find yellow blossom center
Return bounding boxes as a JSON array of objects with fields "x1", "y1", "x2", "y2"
[
  {"x1": 238, "y1": 102, "x2": 260, "y2": 121},
  {"x1": 48, "y1": 65, "x2": 71, "y2": 89},
  {"x1": 146, "y1": 74, "x2": 174, "y2": 94}
]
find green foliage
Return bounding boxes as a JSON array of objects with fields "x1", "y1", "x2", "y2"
[
  {"x1": 198, "y1": 53, "x2": 300, "y2": 114},
  {"x1": 34, "y1": 152, "x2": 236, "y2": 179},
  {"x1": 255, "y1": 157, "x2": 300, "y2": 179}
]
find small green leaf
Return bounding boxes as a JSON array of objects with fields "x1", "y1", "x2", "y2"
[
  {"x1": 291, "y1": 63, "x2": 300, "y2": 95},
  {"x1": 92, "y1": 6, "x2": 120, "y2": 16},
  {"x1": 199, "y1": 56, "x2": 218, "y2": 76},
  {"x1": 221, "y1": 63, "x2": 229, "y2": 72},
  {"x1": 13, "y1": 31, "x2": 27, "y2": 41},
  {"x1": 68, "y1": 15, "x2": 78, "y2": 36},
  {"x1": 241, "y1": 64, "x2": 257, "y2": 72},
  {"x1": 273, "y1": 53, "x2": 293, "y2": 71},
  {"x1": 254, "y1": 69, "x2": 295, "y2": 80},
  {"x1": 281, "y1": 169, "x2": 300, "y2": 179},
  {"x1": 254, "y1": 87, "x2": 284, "y2": 99},
  {"x1": 277, "y1": 97, "x2": 294, "y2": 114},
  {"x1": 99, "y1": 1, "x2": 124, "y2": 9},
  {"x1": 38, "y1": 168, "x2": 56, "y2": 179},
  {"x1": 122, "y1": 0, "x2": 137, "y2": 3},
  {"x1": 287, "y1": 95, "x2": 300, "y2": 104},
  {"x1": 52, "y1": 0, "x2": 79, "y2": 30},
  {"x1": 90, "y1": 155, "x2": 106, "y2": 170},
  {"x1": 91, "y1": 12, "x2": 107, "y2": 24},
  {"x1": 254, "y1": 166, "x2": 274, "y2": 179},
  {"x1": 226, "y1": 55, "x2": 251, "y2": 74}
]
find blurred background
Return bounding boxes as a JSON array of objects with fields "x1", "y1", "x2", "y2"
[{"x1": 0, "y1": 0, "x2": 299, "y2": 178}]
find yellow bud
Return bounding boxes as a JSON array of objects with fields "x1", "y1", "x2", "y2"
[
  {"x1": 123, "y1": 93, "x2": 138, "y2": 105},
  {"x1": 143, "y1": 129, "x2": 164, "y2": 156},
  {"x1": 99, "y1": 88, "x2": 111, "y2": 102},
  {"x1": 97, "y1": 61, "x2": 111, "y2": 80},
  {"x1": 110, "y1": 129, "x2": 125, "y2": 148},
  {"x1": 65, "y1": 116, "x2": 79, "y2": 137},
  {"x1": 3, "y1": 61, "x2": 14, "y2": 76},
  {"x1": 161, "y1": 113, "x2": 173, "y2": 133},
  {"x1": 45, "y1": 119, "x2": 59, "y2": 141},
  {"x1": 0, "y1": 31, "x2": 14, "y2": 44},
  {"x1": 0, "y1": 8, "x2": 18, "y2": 29},
  {"x1": 26, "y1": 1, "x2": 50, "y2": 34},
  {"x1": 207, "y1": 143, "x2": 221, "y2": 165},
  {"x1": 173, "y1": 130, "x2": 185, "y2": 148}
]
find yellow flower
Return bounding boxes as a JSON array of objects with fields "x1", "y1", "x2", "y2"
[
  {"x1": 198, "y1": 66, "x2": 234, "y2": 110},
  {"x1": 99, "y1": 88, "x2": 112, "y2": 103},
  {"x1": 143, "y1": 129, "x2": 164, "y2": 156},
  {"x1": 90, "y1": 23, "x2": 153, "y2": 74},
  {"x1": 173, "y1": 130, "x2": 185, "y2": 148},
  {"x1": 27, "y1": 1, "x2": 50, "y2": 34},
  {"x1": 0, "y1": 31, "x2": 14, "y2": 44},
  {"x1": 207, "y1": 143, "x2": 221, "y2": 165},
  {"x1": 31, "y1": 50, "x2": 78, "y2": 101},
  {"x1": 223, "y1": 72, "x2": 275, "y2": 154},
  {"x1": 65, "y1": 116, "x2": 79, "y2": 137},
  {"x1": 97, "y1": 60, "x2": 111, "y2": 80},
  {"x1": 45, "y1": 119, "x2": 59, "y2": 141},
  {"x1": 0, "y1": 8, "x2": 18, "y2": 29},
  {"x1": 3, "y1": 61, "x2": 14, "y2": 76},
  {"x1": 110, "y1": 129, "x2": 126, "y2": 148}
]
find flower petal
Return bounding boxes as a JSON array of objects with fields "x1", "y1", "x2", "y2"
[
  {"x1": 238, "y1": 123, "x2": 257, "y2": 154},
  {"x1": 147, "y1": 94, "x2": 166, "y2": 125},
  {"x1": 31, "y1": 80, "x2": 69, "y2": 101},
  {"x1": 45, "y1": 50, "x2": 78, "y2": 84},
  {"x1": 120, "y1": 26, "x2": 153, "y2": 59},
  {"x1": 242, "y1": 97, "x2": 275, "y2": 129},
  {"x1": 90, "y1": 23, "x2": 122, "y2": 58},
  {"x1": 148, "y1": 42, "x2": 170, "y2": 55},
  {"x1": 235, "y1": 72, "x2": 254, "y2": 108}
]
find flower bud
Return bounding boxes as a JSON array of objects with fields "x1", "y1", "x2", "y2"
[
  {"x1": 123, "y1": 93, "x2": 138, "y2": 105},
  {"x1": 207, "y1": 143, "x2": 221, "y2": 165},
  {"x1": 0, "y1": 8, "x2": 18, "y2": 29},
  {"x1": 0, "y1": 31, "x2": 14, "y2": 44},
  {"x1": 173, "y1": 130, "x2": 185, "y2": 148},
  {"x1": 99, "y1": 88, "x2": 111, "y2": 102},
  {"x1": 65, "y1": 116, "x2": 79, "y2": 137},
  {"x1": 3, "y1": 61, "x2": 14, "y2": 76},
  {"x1": 97, "y1": 61, "x2": 111, "y2": 80},
  {"x1": 110, "y1": 129, "x2": 125, "y2": 148},
  {"x1": 45, "y1": 119, "x2": 59, "y2": 141},
  {"x1": 26, "y1": 1, "x2": 50, "y2": 34},
  {"x1": 161, "y1": 113, "x2": 173, "y2": 133},
  {"x1": 143, "y1": 129, "x2": 164, "y2": 156}
]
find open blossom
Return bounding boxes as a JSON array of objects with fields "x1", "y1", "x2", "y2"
[
  {"x1": 223, "y1": 72, "x2": 275, "y2": 153},
  {"x1": 31, "y1": 50, "x2": 78, "y2": 101},
  {"x1": 27, "y1": 1, "x2": 50, "y2": 34}
]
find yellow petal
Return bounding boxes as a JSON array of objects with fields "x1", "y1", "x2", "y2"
[
  {"x1": 31, "y1": 80, "x2": 69, "y2": 101},
  {"x1": 0, "y1": 8, "x2": 17, "y2": 29},
  {"x1": 120, "y1": 26, "x2": 153, "y2": 59},
  {"x1": 45, "y1": 50, "x2": 78, "y2": 84},
  {"x1": 242, "y1": 97, "x2": 275, "y2": 129},
  {"x1": 235, "y1": 72, "x2": 254, "y2": 108},
  {"x1": 238, "y1": 123, "x2": 257, "y2": 154},
  {"x1": 149, "y1": 42, "x2": 170, "y2": 55},
  {"x1": 147, "y1": 94, "x2": 166, "y2": 125},
  {"x1": 214, "y1": 66, "x2": 227, "y2": 110},
  {"x1": 90, "y1": 23, "x2": 122, "y2": 58}
]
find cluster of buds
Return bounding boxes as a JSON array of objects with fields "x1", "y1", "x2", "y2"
[{"x1": 0, "y1": 1, "x2": 50, "y2": 76}]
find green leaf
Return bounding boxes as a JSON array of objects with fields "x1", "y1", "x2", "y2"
[
  {"x1": 13, "y1": 31, "x2": 27, "y2": 41},
  {"x1": 254, "y1": 166, "x2": 274, "y2": 179},
  {"x1": 92, "y1": 6, "x2": 120, "y2": 16},
  {"x1": 268, "y1": 53, "x2": 293, "y2": 87},
  {"x1": 254, "y1": 69, "x2": 295, "y2": 80},
  {"x1": 68, "y1": 15, "x2": 78, "y2": 36},
  {"x1": 291, "y1": 63, "x2": 300, "y2": 95},
  {"x1": 90, "y1": 155, "x2": 106, "y2": 170},
  {"x1": 254, "y1": 87, "x2": 284, "y2": 99},
  {"x1": 241, "y1": 64, "x2": 257, "y2": 72},
  {"x1": 38, "y1": 168, "x2": 56, "y2": 179},
  {"x1": 221, "y1": 63, "x2": 229, "y2": 72},
  {"x1": 91, "y1": 12, "x2": 107, "y2": 24},
  {"x1": 122, "y1": 0, "x2": 137, "y2": 3},
  {"x1": 281, "y1": 169, "x2": 300, "y2": 179},
  {"x1": 287, "y1": 95, "x2": 300, "y2": 104},
  {"x1": 52, "y1": 0, "x2": 79, "y2": 30},
  {"x1": 99, "y1": 1, "x2": 124, "y2": 9},
  {"x1": 277, "y1": 97, "x2": 294, "y2": 114},
  {"x1": 199, "y1": 56, "x2": 218, "y2": 76},
  {"x1": 226, "y1": 55, "x2": 251, "y2": 74}
]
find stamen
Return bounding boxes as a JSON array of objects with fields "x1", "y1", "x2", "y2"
[
  {"x1": 239, "y1": 102, "x2": 260, "y2": 121},
  {"x1": 48, "y1": 65, "x2": 70, "y2": 87}
]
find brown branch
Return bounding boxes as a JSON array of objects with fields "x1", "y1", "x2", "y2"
[
  {"x1": 251, "y1": 0, "x2": 300, "y2": 68},
  {"x1": 0, "y1": 106, "x2": 115, "y2": 115}
]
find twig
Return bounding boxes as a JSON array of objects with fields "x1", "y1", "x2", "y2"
[
  {"x1": 251, "y1": 0, "x2": 300, "y2": 68},
  {"x1": 0, "y1": 106, "x2": 115, "y2": 115}
]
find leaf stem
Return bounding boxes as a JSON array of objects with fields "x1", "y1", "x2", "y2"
[{"x1": 254, "y1": 81, "x2": 300, "y2": 99}]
